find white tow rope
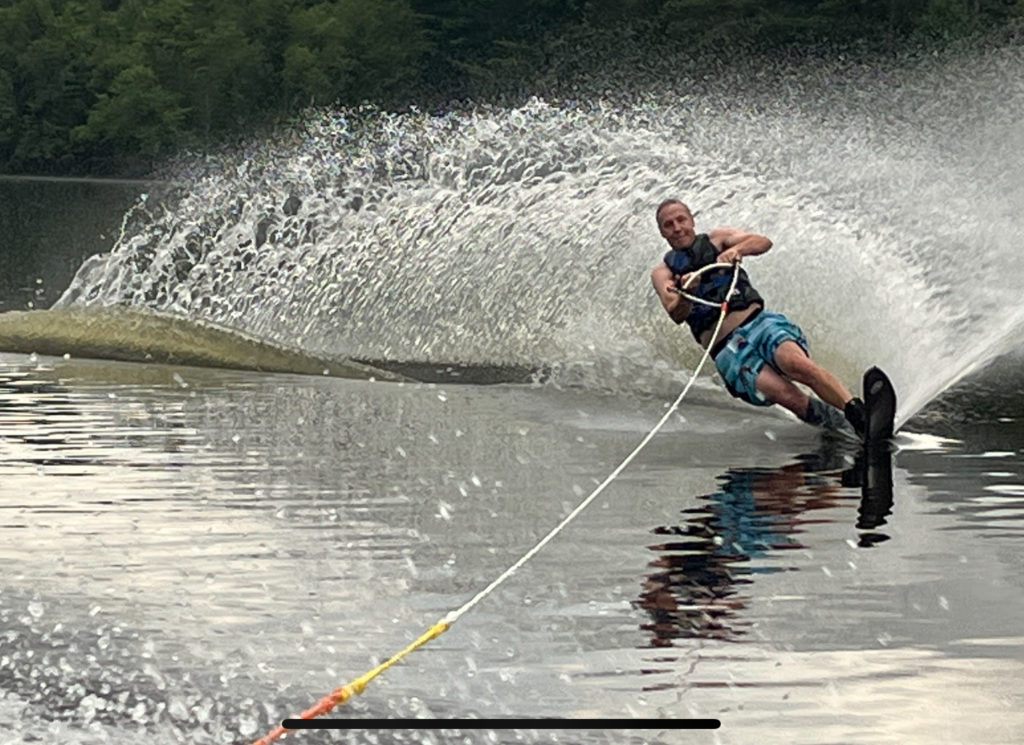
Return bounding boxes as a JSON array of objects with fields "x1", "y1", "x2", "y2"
[
  {"x1": 443, "y1": 261, "x2": 742, "y2": 624},
  {"x1": 253, "y1": 261, "x2": 743, "y2": 744}
]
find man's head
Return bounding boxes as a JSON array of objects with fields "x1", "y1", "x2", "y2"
[{"x1": 656, "y1": 199, "x2": 696, "y2": 250}]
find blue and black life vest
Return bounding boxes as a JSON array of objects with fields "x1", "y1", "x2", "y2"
[{"x1": 663, "y1": 234, "x2": 764, "y2": 342}]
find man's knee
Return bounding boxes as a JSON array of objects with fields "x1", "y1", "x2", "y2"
[
  {"x1": 774, "y1": 342, "x2": 815, "y2": 382},
  {"x1": 786, "y1": 359, "x2": 820, "y2": 385},
  {"x1": 754, "y1": 368, "x2": 808, "y2": 413}
]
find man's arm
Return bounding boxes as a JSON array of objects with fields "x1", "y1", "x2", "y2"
[
  {"x1": 708, "y1": 226, "x2": 772, "y2": 264},
  {"x1": 651, "y1": 263, "x2": 691, "y2": 324}
]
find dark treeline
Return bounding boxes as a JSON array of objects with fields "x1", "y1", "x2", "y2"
[{"x1": 1, "y1": 0, "x2": 1021, "y2": 175}]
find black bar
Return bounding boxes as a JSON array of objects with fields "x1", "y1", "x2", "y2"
[{"x1": 281, "y1": 718, "x2": 720, "y2": 730}]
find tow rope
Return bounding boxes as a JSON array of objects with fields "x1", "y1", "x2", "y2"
[{"x1": 253, "y1": 261, "x2": 742, "y2": 744}]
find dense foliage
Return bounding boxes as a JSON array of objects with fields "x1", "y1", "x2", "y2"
[{"x1": 1, "y1": 0, "x2": 1021, "y2": 174}]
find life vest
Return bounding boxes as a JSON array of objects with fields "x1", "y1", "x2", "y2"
[{"x1": 663, "y1": 234, "x2": 764, "y2": 342}]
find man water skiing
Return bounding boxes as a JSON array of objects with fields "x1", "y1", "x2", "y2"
[{"x1": 650, "y1": 199, "x2": 866, "y2": 435}]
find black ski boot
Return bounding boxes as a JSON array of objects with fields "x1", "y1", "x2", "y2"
[
  {"x1": 844, "y1": 397, "x2": 867, "y2": 439},
  {"x1": 803, "y1": 397, "x2": 851, "y2": 432}
]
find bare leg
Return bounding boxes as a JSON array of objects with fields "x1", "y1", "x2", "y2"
[
  {"x1": 753, "y1": 363, "x2": 812, "y2": 418},
  {"x1": 771, "y1": 341, "x2": 853, "y2": 409}
]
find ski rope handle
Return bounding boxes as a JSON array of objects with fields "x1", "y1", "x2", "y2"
[{"x1": 672, "y1": 261, "x2": 738, "y2": 307}]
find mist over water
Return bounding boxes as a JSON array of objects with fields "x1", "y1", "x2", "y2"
[{"x1": 55, "y1": 42, "x2": 1024, "y2": 424}]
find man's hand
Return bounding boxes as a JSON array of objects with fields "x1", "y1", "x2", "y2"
[
  {"x1": 651, "y1": 263, "x2": 692, "y2": 325},
  {"x1": 709, "y1": 226, "x2": 772, "y2": 260},
  {"x1": 716, "y1": 247, "x2": 743, "y2": 264},
  {"x1": 668, "y1": 272, "x2": 694, "y2": 294}
]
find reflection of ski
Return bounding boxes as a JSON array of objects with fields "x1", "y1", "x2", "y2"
[
  {"x1": 863, "y1": 366, "x2": 897, "y2": 446},
  {"x1": 842, "y1": 444, "x2": 895, "y2": 546},
  {"x1": 857, "y1": 448, "x2": 894, "y2": 542}
]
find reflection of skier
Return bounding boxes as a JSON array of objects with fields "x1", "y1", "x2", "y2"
[
  {"x1": 649, "y1": 199, "x2": 865, "y2": 435},
  {"x1": 638, "y1": 461, "x2": 841, "y2": 645}
]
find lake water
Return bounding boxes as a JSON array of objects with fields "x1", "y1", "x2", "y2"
[{"x1": 2, "y1": 40, "x2": 1024, "y2": 745}]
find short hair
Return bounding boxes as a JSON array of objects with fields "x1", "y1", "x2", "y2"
[{"x1": 655, "y1": 199, "x2": 690, "y2": 224}]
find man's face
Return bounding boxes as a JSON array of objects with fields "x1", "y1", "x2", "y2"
[{"x1": 657, "y1": 202, "x2": 695, "y2": 249}]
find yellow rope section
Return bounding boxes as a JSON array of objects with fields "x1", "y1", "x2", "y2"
[
  {"x1": 252, "y1": 262, "x2": 741, "y2": 745},
  {"x1": 253, "y1": 620, "x2": 450, "y2": 745}
]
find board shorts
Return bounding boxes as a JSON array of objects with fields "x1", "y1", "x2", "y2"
[{"x1": 710, "y1": 308, "x2": 809, "y2": 406}]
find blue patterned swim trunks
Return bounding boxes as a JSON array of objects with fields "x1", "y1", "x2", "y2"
[{"x1": 711, "y1": 309, "x2": 809, "y2": 406}]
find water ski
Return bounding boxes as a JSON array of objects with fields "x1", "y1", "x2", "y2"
[{"x1": 862, "y1": 366, "x2": 896, "y2": 447}]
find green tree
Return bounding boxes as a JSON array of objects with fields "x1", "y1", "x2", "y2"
[
  {"x1": 183, "y1": 16, "x2": 272, "y2": 136},
  {"x1": 72, "y1": 64, "x2": 187, "y2": 166},
  {"x1": 2, "y1": 0, "x2": 1023, "y2": 174},
  {"x1": 4, "y1": 0, "x2": 101, "y2": 170},
  {"x1": 283, "y1": 0, "x2": 431, "y2": 107},
  {"x1": 915, "y1": 0, "x2": 979, "y2": 38},
  {"x1": 0, "y1": 70, "x2": 19, "y2": 160},
  {"x1": 410, "y1": 0, "x2": 581, "y2": 91}
]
